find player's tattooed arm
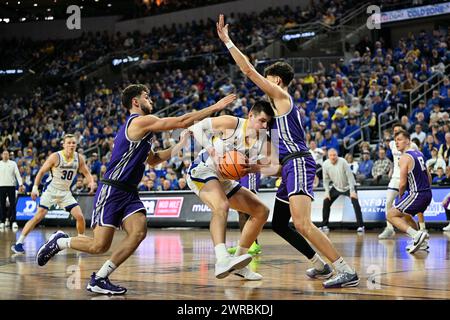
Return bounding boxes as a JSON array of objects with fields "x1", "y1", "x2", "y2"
[
  {"x1": 128, "y1": 94, "x2": 236, "y2": 138},
  {"x1": 31, "y1": 153, "x2": 58, "y2": 200},
  {"x1": 78, "y1": 154, "x2": 96, "y2": 194},
  {"x1": 147, "y1": 130, "x2": 192, "y2": 166}
]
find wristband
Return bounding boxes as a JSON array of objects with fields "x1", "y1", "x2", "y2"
[
  {"x1": 32, "y1": 185, "x2": 39, "y2": 194},
  {"x1": 225, "y1": 41, "x2": 234, "y2": 49}
]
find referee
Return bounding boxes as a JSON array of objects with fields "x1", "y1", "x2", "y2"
[
  {"x1": 321, "y1": 148, "x2": 365, "y2": 233},
  {"x1": 0, "y1": 150, "x2": 24, "y2": 230}
]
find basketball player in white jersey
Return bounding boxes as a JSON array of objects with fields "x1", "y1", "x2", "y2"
[
  {"x1": 379, "y1": 123, "x2": 427, "y2": 244},
  {"x1": 11, "y1": 134, "x2": 95, "y2": 254},
  {"x1": 186, "y1": 100, "x2": 273, "y2": 280}
]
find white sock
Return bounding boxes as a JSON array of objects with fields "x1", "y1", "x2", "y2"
[
  {"x1": 332, "y1": 257, "x2": 354, "y2": 274},
  {"x1": 17, "y1": 235, "x2": 26, "y2": 244},
  {"x1": 386, "y1": 221, "x2": 394, "y2": 230},
  {"x1": 419, "y1": 222, "x2": 426, "y2": 231},
  {"x1": 309, "y1": 253, "x2": 326, "y2": 271},
  {"x1": 406, "y1": 227, "x2": 418, "y2": 238},
  {"x1": 214, "y1": 243, "x2": 229, "y2": 262},
  {"x1": 96, "y1": 260, "x2": 117, "y2": 279},
  {"x1": 56, "y1": 237, "x2": 71, "y2": 250},
  {"x1": 234, "y1": 246, "x2": 249, "y2": 256}
]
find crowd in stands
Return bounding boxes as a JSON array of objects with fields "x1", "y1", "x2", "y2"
[
  {"x1": 1, "y1": 0, "x2": 360, "y2": 81},
  {"x1": 1, "y1": 1, "x2": 449, "y2": 194}
]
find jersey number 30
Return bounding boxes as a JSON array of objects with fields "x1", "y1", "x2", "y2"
[{"x1": 61, "y1": 170, "x2": 74, "y2": 180}]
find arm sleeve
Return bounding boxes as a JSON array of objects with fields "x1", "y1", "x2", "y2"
[{"x1": 188, "y1": 118, "x2": 214, "y2": 149}]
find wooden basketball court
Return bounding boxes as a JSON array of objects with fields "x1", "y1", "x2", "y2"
[{"x1": 1, "y1": 227, "x2": 449, "y2": 300}]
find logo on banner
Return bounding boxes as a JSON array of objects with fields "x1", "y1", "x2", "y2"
[{"x1": 141, "y1": 197, "x2": 183, "y2": 218}]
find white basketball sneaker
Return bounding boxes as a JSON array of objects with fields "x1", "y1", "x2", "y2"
[
  {"x1": 443, "y1": 223, "x2": 450, "y2": 232},
  {"x1": 233, "y1": 266, "x2": 263, "y2": 281},
  {"x1": 378, "y1": 227, "x2": 395, "y2": 239},
  {"x1": 215, "y1": 254, "x2": 252, "y2": 279}
]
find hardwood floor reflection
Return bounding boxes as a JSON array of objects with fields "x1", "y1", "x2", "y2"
[{"x1": 1, "y1": 227, "x2": 449, "y2": 300}]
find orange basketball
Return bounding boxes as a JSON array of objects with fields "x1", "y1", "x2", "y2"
[{"x1": 218, "y1": 150, "x2": 248, "y2": 180}]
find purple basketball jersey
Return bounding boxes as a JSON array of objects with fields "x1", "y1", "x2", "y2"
[
  {"x1": 270, "y1": 96, "x2": 316, "y2": 201},
  {"x1": 405, "y1": 150, "x2": 430, "y2": 192},
  {"x1": 91, "y1": 113, "x2": 153, "y2": 228},
  {"x1": 393, "y1": 149, "x2": 432, "y2": 215},
  {"x1": 104, "y1": 114, "x2": 153, "y2": 186},
  {"x1": 270, "y1": 96, "x2": 310, "y2": 161}
]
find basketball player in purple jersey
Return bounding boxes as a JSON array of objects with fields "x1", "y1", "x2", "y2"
[
  {"x1": 36, "y1": 84, "x2": 236, "y2": 295},
  {"x1": 387, "y1": 130, "x2": 431, "y2": 254},
  {"x1": 217, "y1": 14, "x2": 359, "y2": 287}
]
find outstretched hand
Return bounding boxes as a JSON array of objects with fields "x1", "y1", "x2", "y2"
[
  {"x1": 213, "y1": 94, "x2": 236, "y2": 112},
  {"x1": 216, "y1": 14, "x2": 230, "y2": 43}
]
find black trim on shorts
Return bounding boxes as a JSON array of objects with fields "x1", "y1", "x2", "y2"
[
  {"x1": 65, "y1": 203, "x2": 79, "y2": 212},
  {"x1": 226, "y1": 185, "x2": 242, "y2": 199},
  {"x1": 288, "y1": 191, "x2": 315, "y2": 201}
]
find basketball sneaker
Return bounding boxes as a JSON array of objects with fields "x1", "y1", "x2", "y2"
[
  {"x1": 5, "y1": 219, "x2": 10, "y2": 228},
  {"x1": 357, "y1": 226, "x2": 365, "y2": 233},
  {"x1": 407, "y1": 230, "x2": 429, "y2": 254},
  {"x1": 248, "y1": 242, "x2": 261, "y2": 255},
  {"x1": 215, "y1": 254, "x2": 252, "y2": 279},
  {"x1": 406, "y1": 238, "x2": 429, "y2": 253},
  {"x1": 227, "y1": 242, "x2": 261, "y2": 256},
  {"x1": 11, "y1": 243, "x2": 25, "y2": 254},
  {"x1": 12, "y1": 222, "x2": 18, "y2": 231},
  {"x1": 0, "y1": 223, "x2": 5, "y2": 231},
  {"x1": 378, "y1": 227, "x2": 395, "y2": 239},
  {"x1": 233, "y1": 266, "x2": 263, "y2": 281},
  {"x1": 319, "y1": 226, "x2": 330, "y2": 233},
  {"x1": 323, "y1": 271, "x2": 360, "y2": 288},
  {"x1": 443, "y1": 223, "x2": 450, "y2": 232},
  {"x1": 87, "y1": 272, "x2": 127, "y2": 295},
  {"x1": 36, "y1": 230, "x2": 68, "y2": 266},
  {"x1": 306, "y1": 263, "x2": 333, "y2": 280}
]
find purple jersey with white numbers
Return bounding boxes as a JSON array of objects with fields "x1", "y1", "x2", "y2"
[
  {"x1": 405, "y1": 150, "x2": 430, "y2": 192},
  {"x1": 270, "y1": 96, "x2": 309, "y2": 161},
  {"x1": 103, "y1": 114, "x2": 153, "y2": 185}
]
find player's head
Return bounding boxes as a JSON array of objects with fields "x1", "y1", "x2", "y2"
[
  {"x1": 62, "y1": 134, "x2": 77, "y2": 153},
  {"x1": 122, "y1": 84, "x2": 153, "y2": 115},
  {"x1": 2, "y1": 150, "x2": 9, "y2": 161},
  {"x1": 327, "y1": 148, "x2": 338, "y2": 164},
  {"x1": 248, "y1": 100, "x2": 274, "y2": 130},
  {"x1": 392, "y1": 122, "x2": 406, "y2": 135},
  {"x1": 264, "y1": 61, "x2": 294, "y2": 88},
  {"x1": 394, "y1": 129, "x2": 410, "y2": 152}
]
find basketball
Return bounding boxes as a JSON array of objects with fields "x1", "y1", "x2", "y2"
[{"x1": 218, "y1": 150, "x2": 248, "y2": 180}]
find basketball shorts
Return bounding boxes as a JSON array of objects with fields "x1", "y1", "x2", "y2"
[
  {"x1": 186, "y1": 162, "x2": 241, "y2": 198},
  {"x1": 91, "y1": 182, "x2": 146, "y2": 229},
  {"x1": 393, "y1": 190, "x2": 432, "y2": 216},
  {"x1": 39, "y1": 185, "x2": 78, "y2": 212},
  {"x1": 239, "y1": 172, "x2": 261, "y2": 193},
  {"x1": 276, "y1": 156, "x2": 316, "y2": 203}
]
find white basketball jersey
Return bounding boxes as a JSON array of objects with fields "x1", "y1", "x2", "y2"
[
  {"x1": 46, "y1": 151, "x2": 79, "y2": 190},
  {"x1": 203, "y1": 118, "x2": 266, "y2": 169},
  {"x1": 390, "y1": 140, "x2": 418, "y2": 179}
]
